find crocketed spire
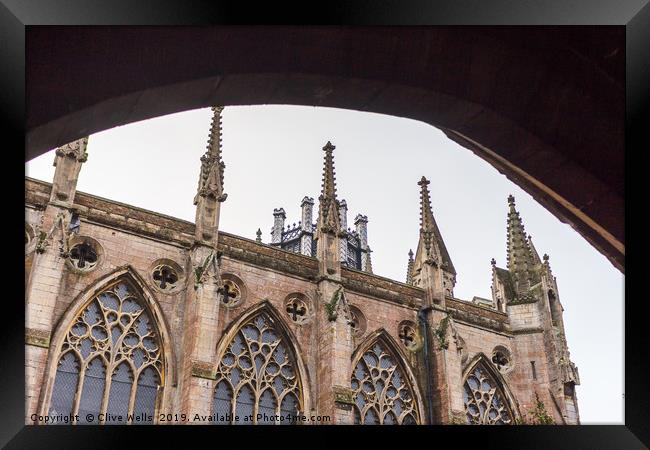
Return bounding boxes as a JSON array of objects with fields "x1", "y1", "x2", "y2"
[
  {"x1": 317, "y1": 141, "x2": 341, "y2": 234},
  {"x1": 195, "y1": 106, "x2": 227, "y2": 204},
  {"x1": 506, "y1": 195, "x2": 537, "y2": 292},
  {"x1": 415, "y1": 176, "x2": 456, "y2": 274}
]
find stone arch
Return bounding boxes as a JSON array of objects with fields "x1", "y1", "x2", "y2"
[
  {"x1": 211, "y1": 300, "x2": 311, "y2": 423},
  {"x1": 350, "y1": 328, "x2": 426, "y2": 424},
  {"x1": 462, "y1": 353, "x2": 521, "y2": 425},
  {"x1": 26, "y1": 27, "x2": 624, "y2": 272},
  {"x1": 38, "y1": 265, "x2": 175, "y2": 422}
]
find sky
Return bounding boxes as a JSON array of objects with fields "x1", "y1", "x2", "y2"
[{"x1": 25, "y1": 105, "x2": 624, "y2": 424}]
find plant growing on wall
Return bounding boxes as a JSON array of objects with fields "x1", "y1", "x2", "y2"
[
  {"x1": 433, "y1": 315, "x2": 450, "y2": 350},
  {"x1": 516, "y1": 392, "x2": 555, "y2": 425},
  {"x1": 324, "y1": 287, "x2": 343, "y2": 321},
  {"x1": 35, "y1": 230, "x2": 49, "y2": 254},
  {"x1": 194, "y1": 251, "x2": 216, "y2": 290}
]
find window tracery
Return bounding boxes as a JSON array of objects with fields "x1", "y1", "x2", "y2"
[
  {"x1": 285, "y1": 297, "x2": 308, "y2": 324},
  {"x1": 48, "y1": 280, "x2": 163, "y2": 424},
  {"x1": 212, "y1": 311, "x2": 303, "y2": 424},
  {"x1": 463, "y1": 361, "x2": 514, "y2": 425},
  {"x1": 68, "y1": 241, "x2": 99, "y2": 271},
  {"x1": 351, "y1": 340, "x2": 420, "y2": 425},
  {"x1": 398, "y1": 321, "x2": 418, "y2": 351},
  {"x1": 152, "y1": 264, "x2": 179, "y2": 291},
  {"x1": 219, "y1": 279, "x2": 242, "y2": 307}
]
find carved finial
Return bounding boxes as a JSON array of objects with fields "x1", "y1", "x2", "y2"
[
  {"x1": 256, "y1": 228, "x2": 262, "y2": 243},
  {"x1": 317, "y1": 140, "x2": 341, "y2": 233},
  {"x1": 507, "y1": 194, "x2": 515, "y2": 205},
  {"x1": 491, "y1": 258, "x2": 496, "y2": 266},
  {"x1": 406, "y1": 249, "x2": 415, "y2": 285},
  {"x1": 195, "y1": 106, "x2": 227, "y2": 204},
  {"x1": 543, "y1": 253, "x2": 549, "y2": 262},
  {"x1": 418, "y1": 176, "x2": 434, "y2": 252}
]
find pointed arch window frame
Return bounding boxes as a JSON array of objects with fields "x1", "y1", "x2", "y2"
[
  {"x1": 38, "y1": 266, "x2": 175, "y2": 424},
  {"x1": 211, "y1": 300, "x2": 311, "y2": 424},
  {"x1": 350, "y1": 329, "x2": 426, "y2": 425},
  {"x1": 461, "y1": 353, "x2": 521, "y2": 425}
]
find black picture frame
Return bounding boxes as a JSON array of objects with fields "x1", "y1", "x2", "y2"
[{"x1": 4, "y1": 1, "x2": 646, "y2": 448}]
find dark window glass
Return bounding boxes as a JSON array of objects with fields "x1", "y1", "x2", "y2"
[
  {"x1": 49, "y1": 352, "x2": 80, "y2": 421},
  {"x1": 105, "y1": 363, "x2": 132, "y2": 423},
  {"x1": 77, "y1": 357, "x2": 106, "y2": 424}
]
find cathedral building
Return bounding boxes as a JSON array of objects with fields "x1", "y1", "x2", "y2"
[{"x1": 25, "y1": 107, "x2": 580, "y2": 425}]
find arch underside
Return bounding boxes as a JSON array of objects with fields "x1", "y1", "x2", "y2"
[{"x1": 26, "y1": 27, "x2": 624, "y2": 272}]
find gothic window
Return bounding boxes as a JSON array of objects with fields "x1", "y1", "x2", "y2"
[
  {"x1": 68, "y1": 241, "x2": 99, "y2": 271},
  {"x1": 212, "y1": 311, "x2": 303, "y2": 424},
  {"x1": 463, "y1": 360, "x2": 514, "y2": 425},
  {"x1": 47, "y1": 280, "x2": 164, "y2": 424},
  {"x1": 351, "y1": 339, "x2": 420, "y2": 425}
]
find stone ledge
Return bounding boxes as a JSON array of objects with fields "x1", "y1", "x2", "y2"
[
  {"x1": 190, "y1": 360, "x2": 216, "y2": 380},
  {"x1": 512, "y1": 327, "x2": 545, "y2": 335},
  {"x1": 333, "y1": 385, "x2": 355, "y2": 406},
  {"x1": 25, "y1": 328, "x2": 50, "y2": 348}
]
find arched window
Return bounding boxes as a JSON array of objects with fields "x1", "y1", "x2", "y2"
[
  {"x1": 351, "y1": 338, "x2": 420, "y2": 425},
  {"x1": 47, "y1": 280, "x2": 164, "y2": 424},
  {"x1": 463, "y1": 359, "x2": 514, "y2": 425},
  {"x1": 212, "y1": 310, "x2": 304, "y2": 424}
]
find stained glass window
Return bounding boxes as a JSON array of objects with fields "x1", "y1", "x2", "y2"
[
  {"x1": 211, "y1": 311, "x2": 303, "y2": 424},
  {"x1": 47, "y1": 280, "x2": 164, "y2": 424},
  {"x1": 351, "y1": 340, "x2": 420, "y2": 424}
]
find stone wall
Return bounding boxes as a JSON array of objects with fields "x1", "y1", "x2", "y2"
[{"x1": 24, "y1": 177, "x2": 571, "y2": 424}]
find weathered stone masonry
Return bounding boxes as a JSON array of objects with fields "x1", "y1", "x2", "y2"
[{"x1": 25, "y1": 107, "x2": 579, "y2": 425}]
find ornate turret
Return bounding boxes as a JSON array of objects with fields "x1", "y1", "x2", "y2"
[
  {"x1": 194, "y1": 106, "x2": 227, "y2": 245},
  {"x1": 267, "y1": 142, "x2": 371, "y2": 272}
]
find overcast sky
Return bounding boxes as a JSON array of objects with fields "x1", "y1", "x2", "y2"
[{"x1": 25, "y1": 105, "x2": 623, "y2": 424}]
